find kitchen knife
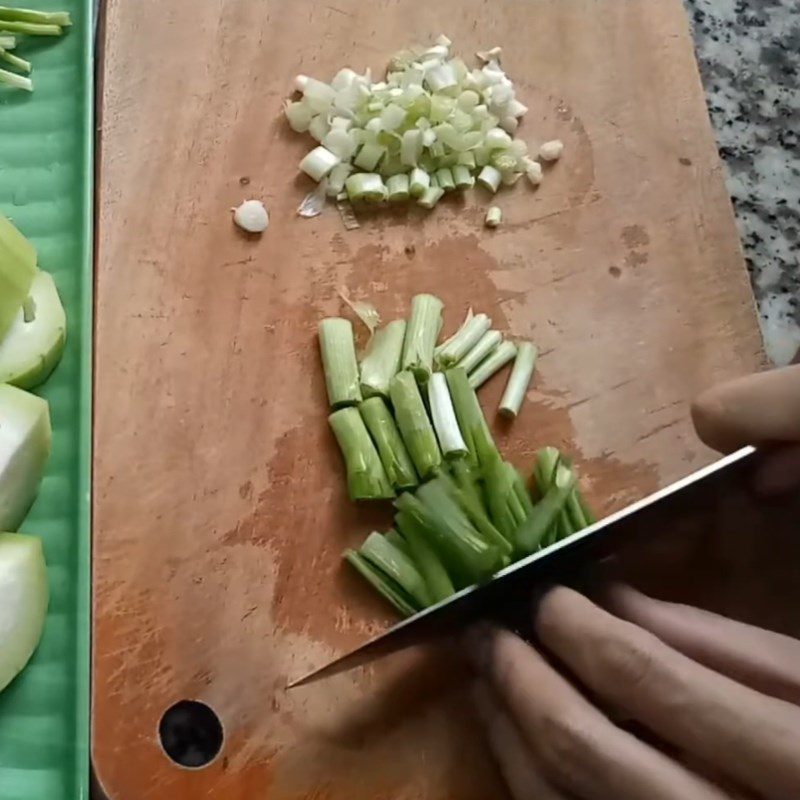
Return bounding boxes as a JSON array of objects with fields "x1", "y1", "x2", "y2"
[{"x1": 288, "y1": 446, "x2": 757, "y2": 688}]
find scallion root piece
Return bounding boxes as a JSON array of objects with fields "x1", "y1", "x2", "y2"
[
  {"x1": 468, "y1": 339, "x2": 517, "y2": 389},
  {"x1": 318, "y1": 317, "x2": 362, "y2": 408},
  {"x1": 428, "y1": 372, "x2": 468, "y2": 459},
  {"x1": 232, "y1": 199, "x2": 269, "y2": 233},
  {"x1": 329, "y1": 407, "x2": 394, "y2": 500},
  {"x1": 359, "y1": 396, "x2": 419, "y2": 490},
  {"x1": 360, "y1": 319, "x2": 405, "y2": 398},
  {"x1": 498, "y1": 341, "x2": 537, "y2": 417},
  {"x1": 389, "y1": 370, "x2": 442, "y2": 479},
  {"x1": 458, "y1": 329, "x2": 502, "y2": 374},
  {"x1": 435, "y1": 311, "x2": 491, "y2": 368},
  {"x1": 402, "y1": 293, "x2": 443, "y2": 382},
  {"x1": 445, "y1": 367, "x2": 498, "y2": 469}
]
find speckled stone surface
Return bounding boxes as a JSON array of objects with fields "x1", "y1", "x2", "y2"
[{"x1": 684, "y1": 0, "x2": 800, "y2": 365}]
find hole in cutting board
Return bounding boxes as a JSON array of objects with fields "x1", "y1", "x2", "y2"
[{"x1": 158, "y1": 700, "x2": 224, "y2": 769}]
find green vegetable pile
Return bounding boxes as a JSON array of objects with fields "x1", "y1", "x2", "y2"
[
  {"x1": 0, "y1": 5, "x2": 71, "y2": 92},
  {"x1": 0, "y1": 211, "x2": 67, "y2": 693},
  {"x1": 319, "y1": 294, "x2": 593, "y2": 617}
]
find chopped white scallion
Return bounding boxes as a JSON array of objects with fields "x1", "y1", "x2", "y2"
[
  {"x1": 485, "y1": 206, "x2": 502, "y2": 228},
  {"x1": 345, "y1": 172, "x2": 387, "y2": 202},
  {"x1": 299, "y1": 146, "x2": 341, "y2": 181},
  {"x1": 477, "y1": 165, "x2": 502, "y2": 193},
  {"x1": 285, "y1": 36, "x2": 562, "y2": 221},
  {"x1": 539, "y1": 139, "x2": 564, "y2": 161},
  {"x1": 498, "y1": 342, "x2": 538, "y2": 417}
]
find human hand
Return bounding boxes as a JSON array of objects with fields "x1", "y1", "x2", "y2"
[
  {"x1": 467, "y1": 586, "x2": 800, "y2": 800},
  {"x1": 466, "y1": 365, "x2": 800, "y2": 799}
]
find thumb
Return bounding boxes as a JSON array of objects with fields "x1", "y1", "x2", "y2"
[{"x1": 691, "y1": 365, "x2": 800, "y2": 453}]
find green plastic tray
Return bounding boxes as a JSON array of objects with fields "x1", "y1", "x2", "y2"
[{"x1": 0, "y1": 2, "x2": 93, "y2": 798}]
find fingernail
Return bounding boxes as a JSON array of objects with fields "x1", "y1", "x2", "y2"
[{"x1": 463, "y1": 622, "x2": 493, "y2": 673}]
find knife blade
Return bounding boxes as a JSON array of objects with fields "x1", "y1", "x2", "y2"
[{"x1": 288, "y1": 446, "x2": 757, "y2": 688}]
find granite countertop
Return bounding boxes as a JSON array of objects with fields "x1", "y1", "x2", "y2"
[{"x1": 685, "y1": 0, "x2": 800, "y2": 365}]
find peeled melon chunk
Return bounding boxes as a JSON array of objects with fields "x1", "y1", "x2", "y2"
[
  {"x1": 0, "y1": 214, "x2": 37, "y2": 342},
  {"x1": 0, "y1": 384, "x2": 51, "y2": 531},
  {"x1": 0, "y1": 533, "x2": 48, "y2": 694},
  {"x1": 0, "y1": 270, "x2": 67, "y2": 389}
]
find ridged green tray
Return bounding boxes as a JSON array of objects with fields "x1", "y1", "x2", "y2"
[{"x1": 0, "y1": 2, "x2": 92, "y2": 799}]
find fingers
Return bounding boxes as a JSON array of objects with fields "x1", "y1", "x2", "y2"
[
  {"x1": 691, "y1": 365, "x2": 800, "y2": 453},
  {"x1": 602, "y1": 584, "x2": 800, "y2": 706},
  {"x1": 473, "y1": 680, "x2": 569, "y2": 800},
  {"x1": 536, "y1": 587, "x2": 800, "y2": 800},
  {"x1": 466, "y1": 625, "x2": 727, "y2": 800}
]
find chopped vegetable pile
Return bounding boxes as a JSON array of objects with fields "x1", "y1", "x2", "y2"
[
  {"x1": 319, "y1": 295, "x2": 592, "y2": 616},
  {"x1": 0, "y1": 213, "x2": 64, "y2": 694},
  {"x1": 286, "y1": 35, "x2": 563, "y2": 217},
  {"x1": 0, "y1": 6, "x2": 71, "y2": 92}
]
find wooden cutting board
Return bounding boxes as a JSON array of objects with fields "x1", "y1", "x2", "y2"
[{"x1": 92, "y1": 0, "x2": 765, "y2": 797}]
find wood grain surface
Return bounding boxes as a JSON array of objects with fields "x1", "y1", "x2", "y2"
[{"x1": 93, "y1": 0, "x2": 765, "y2": 797}]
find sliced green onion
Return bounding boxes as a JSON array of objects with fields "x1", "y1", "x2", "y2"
[
  {"x1": 539, "y1": 139, "x2": 564, "y2": 161},
  {"x1": 360, "y1": 532, "x2": 430, "y2": 607},
  {"x1": 468, "y1": 340, "x2": 517, "y2": 389},
  {"x1": 299, "y1": 146, "x2": 340, "y2": 181},
  {"x1": 395, "y1": 513, "x2": 455, "y2": 603},
  {"x1": 0, "y1": 47, "x2": 29, "y2": 73},
  {"x1": 515, "y1": 463, "x2": 575, "y2": 554},
  {"x1": 413, "y1": 479, "x2": 503, "y2": 584},
  {"x1": 344, "y1": 550, "x2": 418, "y2": 616},
  {"x1": 359, "y1": 396, "x2": 419, "y2": 490},
  {"x1": 485, "y1": 205, "x2": 502, "y2": 228},
  {"x1": 409, "y1": 167, "x2": 430, "y2": 197},
  {"x1": 0, "y1": 6, "x2": 70, "y2": 26},
  {"x1": 0, "y1": 35, "x2": 16, "y2": 49},
  {"x1": 477, "y1": 165, "x2": 502, "y2": 193},
  {"x1": 329, "y1": 407, "x2": 394, "y2": 500},
  {"x1": 445, "y1": 367, "x2": 498, "y2": 469},
  {"x1": 386, "y1": 173, "x2": 410, "y2": 202},
  {"x1": 389, "y1": 370, "x2": 442, "y2": 479},
  {"x1": 0, "y1": 19, "x2": 61, "y2": 35},
  {"x1": 435, "y1": 167, "x2": 455, "y2": 192},
  {"x1": 452, "y1": 164, "x2": 474, "y2": 189},
  {"x1": 385, "y1": 528, "x2": 411, "y2": 558},
  {"x1": 360, "y1": 318, "x2": 406, "y2": 398},
  {"x1": 428, "y1": 373, "x2": 468, "y2": 459},
  {"x1": 435, "y1": 311, "x2": 491, "y2": 368},
  {"x1": 345, "y1": 172, "x2": 387, "y2": 202},
  {"x1": 401, "y1": 293, "x2": 443, "y2": 382},
  {"x1": 417, "y1": 186, "x2": 444, "y2": 209},
  {"x1": 458, "y1": 329, "x2": 502, "y2": 374},
  {"x1": 484, "y1": 458, "x2": 533, "y2": 541},
  {"x1": 439, "y1": 470, "x2": 512, "y2": 556},
  {"x1": 318, "y1": 317, "x2": 361, "y2": 407},
  {"x1": 0, "y1": 65, "x2": 30, "y2": 90},
  {"x1": 498, "y1": 342, "x2": 537, "y2": 417}
]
